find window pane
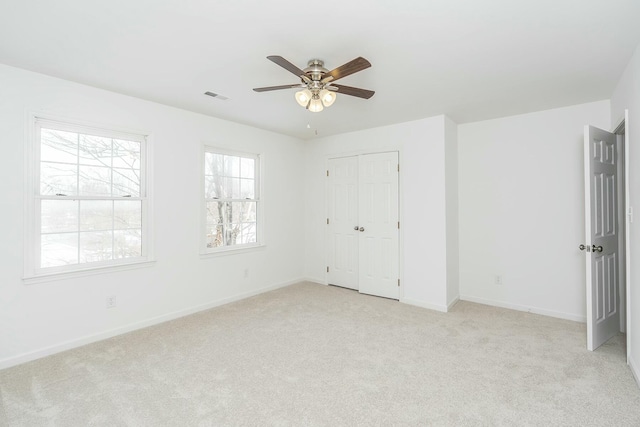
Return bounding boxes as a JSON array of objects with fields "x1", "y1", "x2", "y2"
[
  {"x1": 205, "y1": 175, "x2": 222, "y2": 199},
  {"x1": 238, "y1": 222, "x2": 257, "y2": 244},
  {"x1": 241, "y1": 201, "x2": 257, "y2": 222},
  {"x1": 206, "y1": 201, "x2": 224, "y2": 226},
  {"x1": 205, "y1": 152, "x2": 223, "y2": 176},
  {"x1": 112, "y1": 139, "x2": 141, "y2": 169},
  {"x1": 223, "y1": 223, "x2": 240, "y2": 246},
  {"x1": 80, "y1": 231, "x2": 113, "y2": 263},
  {"x1": 40, "y1": 162, "x2": 77, "y2": 195},
  {"x1": 224, "y1": 177, "x2": 241, "y2": 199},
  {"x1": 41, "y1": 200, "x2": 78, "y2": 233},
  {"x1": 230, "y1": 202, "x2": 244, "y2": 223},
  {"x1": 80, "y1": 200, "x2": 113, "y2": 231},
  {"x1": 240, "y1": 157, "x2": 254, "y2": 179},
  {"x1": 114, "y1": 200, "x2": 142, "y2": 229},
  {"x1": 113, "y1": 168, "x2": 140, "y2": 197},
  {"x1": 240, "y1": 178, "x2": 255, "y2": 199},
  {"x1": 206, "y1": 224, "x2": 224, "y2": 248},
  {"x1": 228, "y1": 201, "x2": 256, "y2": 223},
  {"x1": 79, "y1": 134, "x2": 112, "y2": 166},
  {"x1": 41, "y1": 233, "x2": 78, "y2": 267},
  {"x1": 114, "y1": 229, "x2": 141, "y2": 259},
  {"x1": 224, "y1": 155, "x2": 240, "y2": 177},
  {"x1": 41, "y1": 129, "x2": 78, "y2": 164},
  {"x1": 206, "y1": 202, "x2": 224, "y2": 248},
  {"x1": 79, "y1": 165, "x2": 111, "y2": 196}
]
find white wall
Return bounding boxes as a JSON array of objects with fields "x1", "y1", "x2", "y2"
[
  {"x1": 444, "y1": 116, "x2": 459, "y2": 307},
  {"x1": 0, "y1": 65, "x2": 306, "y2": 368},
  {"x1": 303, "y1": 115, "x2": 457, "y2": 311},
  {"x1": 458, "y1": 100, "x2": 611, "y2": 321},
  {"x1": 611, "y1": 42, "x2": 640, "y2": 383}
]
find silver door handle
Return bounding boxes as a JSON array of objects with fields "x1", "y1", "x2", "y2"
[
  {"x1": 592, "y1": 245, "x2": 603, "y2": 253},
  {"x1": 359, "y1": 227, "x2": 365, "y2": 232},
  {"x1": 579, "y1": 244, "x2": 587, "y2": 251},
  {"x1": 354, "y1": 226, "x2": 359, "y2": 231}
]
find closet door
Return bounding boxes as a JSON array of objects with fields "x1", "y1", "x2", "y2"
[
  {"x1": 357, "y1": 152, "x2": 399, "y2": 299},
  {"x1": 327, "y1": 156, "x2": 359, "y2": 290},
  {"x1": 327, "y1": 152, "x2": 399, "y2": 300}
]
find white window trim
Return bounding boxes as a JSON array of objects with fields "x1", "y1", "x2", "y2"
[
  {"x1": 200, "y1": 145, "x2": 265, "y2": 255},
  {"x1": 23, "y1": 113, "x2": 155, "y2": 282}
]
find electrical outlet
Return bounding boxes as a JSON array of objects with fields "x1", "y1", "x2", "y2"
[
  {"x1": 106, "y1": 295, "x2": 117, "y2": 309},
  {"x1": 494, "y1": 275, "x2": 503, "y2": 285}
]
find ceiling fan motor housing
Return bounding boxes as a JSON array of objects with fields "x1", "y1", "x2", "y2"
[{"x1": 304, "y1": 59, "x2": 328, "y2": 81}]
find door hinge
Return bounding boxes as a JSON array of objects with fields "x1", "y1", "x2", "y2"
[
  {"x1": 327, "y1": 218, "x2": 329, "y2": 225},
  {"x1": 398, "y1": 221, "x2": 400, "y2": 229},
  {"x1": 397, "y1": 164, "x2": 400, "y2": 172},
  {"x1": 398, "y1": 279, "x2": 400, "y2": 287},
  {"x1": 326, "y1": 170, "x2": 329, "y2": 177},
  {"x1": 327, "y1": 266, "x2": 329, "y2": 273}
]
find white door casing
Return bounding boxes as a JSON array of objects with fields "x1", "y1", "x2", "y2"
[
  {"x1": 584, "y1": 125, "x2": 620, "y2": 351},
  {"x1": 326, "y1": 152, "x2": 400, "y2": 300},
  {"x1": 357, "y1": 152, "x2": 399, "y2": 299},
  {"x1": 327, "y1": 156, "x2": 359, "y2": 290}
]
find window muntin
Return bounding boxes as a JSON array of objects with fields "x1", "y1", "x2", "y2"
[
  {"x1": 204, "y1": 149, "x2": 260, "y2": 251},
  {"x1": 31, "y1": 120, "x2": 148, "y2": 275}
]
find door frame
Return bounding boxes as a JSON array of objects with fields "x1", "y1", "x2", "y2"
[
  {"x1": 613, "y1": 111, "x2": 631, "y2": 363},
  {"x1": 324, "y1": 149, "x2": 403, "y2": 299}
]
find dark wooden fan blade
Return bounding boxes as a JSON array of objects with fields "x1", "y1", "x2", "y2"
[
  {"x1": 253, "y1": 84, "x2": 304, "y2": 92},
  {"x1": 322, "y1": 57, "x2": 371, "y2": 83},
  {"x1": 267, "y1": 55, "x2": 306, "y2": 77},
  {"x1": 332, "y1": 84, "x2": 375, "y2": 99}
]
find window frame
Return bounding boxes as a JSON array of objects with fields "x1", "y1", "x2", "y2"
[
  {"x1": 24, "y1": 114, "x2": 153, "y2": 282},
  {"x1": 201, "y1": 145, "x2": 264, "y2": 255}
]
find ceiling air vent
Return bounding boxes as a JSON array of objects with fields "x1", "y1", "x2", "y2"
[{"x1": 204, "y1": 91, "x2": 229, "y2": 101}]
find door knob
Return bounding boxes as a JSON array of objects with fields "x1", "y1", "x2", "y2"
[
  {"x1": 579, "y1": 244, "x2": 587, "y2": 251},
  {"x1": 354, "y1": 226, "x2": 359, "y2": 231},
  {"x1": 592, "y1": 245, "x2": 603, "y2": 253},
  {"x1": 359, "y1": 227, "x2": 365, "y2": 232}
]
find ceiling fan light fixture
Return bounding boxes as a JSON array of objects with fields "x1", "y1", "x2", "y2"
[
  {"x1": 308, "y1": 96, "x2": 324, "y2": 113},
  {"x1": 320, "y1": 89, "x2": 336, "y2": 107},
  {"x1": 295, "y1": 89, "x2": 312, "y2": 107}
]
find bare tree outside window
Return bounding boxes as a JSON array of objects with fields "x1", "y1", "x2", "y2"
[
  {"x1": 204, "y1": 150, "x2": 258, "y2": 250},
  {"x1": 37, "y1": 124, "x2": 146, "y2": 270}
]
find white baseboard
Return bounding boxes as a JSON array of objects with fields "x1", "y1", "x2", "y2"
[
  {"x1": 302, "y1": 276, "x2": 326, "y2": 285},
  {"x1": 447, "y1": 296, "x2": 460, "y2": 311},
  {"x1": 0, "y1": 277, "x2": 304, "y2": 371},
  {"x1": 460, "y1": 294, "x2": 586, "y2": 323},
  {"x1": 400, "y1": 297, "x2": 449, "y2": 313},
  {"x1": 629, "y1": 355, "x2": 640, "y2": 389}
]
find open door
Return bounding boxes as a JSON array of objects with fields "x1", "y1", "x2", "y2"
[{"x1": 583, "y1": 125, "x2": 620, "y2": 351}]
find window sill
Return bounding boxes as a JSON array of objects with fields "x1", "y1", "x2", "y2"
[
  {"x1": 199, "y1": 244, "x2": 266, "y2": 258},
  {"x1": 23, "y1": 259, "x2": 156, "y2": 285}
]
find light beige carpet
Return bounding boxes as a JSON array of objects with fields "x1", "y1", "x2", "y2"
[{"x1": 1, "y1": 282, "x2": 639, "y2": 426}]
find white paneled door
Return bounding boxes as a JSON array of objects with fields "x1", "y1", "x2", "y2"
[
  {"x1": 327, "y1": 152, "x2": 399, "y2": 300},
  {"x1": 327, "y1": 156, "x2": 359, "y2": 290},
  {"x1": 583, "y1": 125, "x2": 620, "y2": 351}
]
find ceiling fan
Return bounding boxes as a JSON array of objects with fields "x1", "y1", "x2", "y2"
[{"x1": 253, "y1": 56, "x2": 375, "y2": 112}]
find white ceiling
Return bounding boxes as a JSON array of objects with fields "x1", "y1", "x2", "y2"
[{"x1": 1, "y1": 0, "x2": 639, "y2": 139}]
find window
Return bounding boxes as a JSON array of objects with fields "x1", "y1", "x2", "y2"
[
  {"x1": 203, "y1": 148, "x2": 261, "y2": 252},
  {"x1": 26, "y1": 118, "x2": 150, "y2": 278}
]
